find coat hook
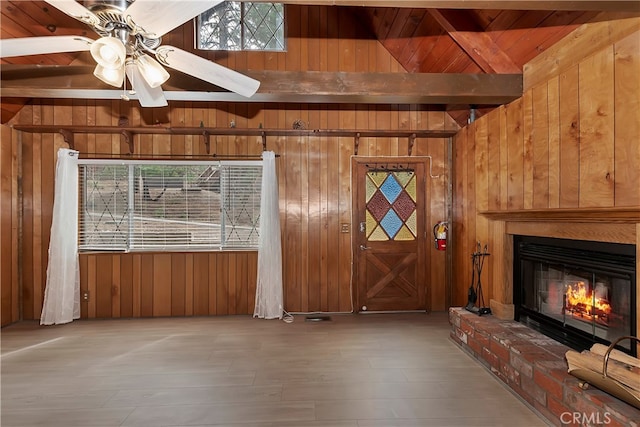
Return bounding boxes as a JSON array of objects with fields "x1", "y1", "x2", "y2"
[
  {"x1": 121, "y1": 130, "x2": 134, "y2": 154},
  {"x1": 202, "y1": 130, "x2": 210, "y2": 154},
  {"x1": 408, "y1": 133, "x2": 416, "y2": 156},
  {"x1": 59, "y1": 129, "x2": 74, "y2": 150}
]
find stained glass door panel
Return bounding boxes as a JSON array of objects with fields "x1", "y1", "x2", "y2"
[{"x1": 365, "y1": 171, "x2": 417, "y2": 242}]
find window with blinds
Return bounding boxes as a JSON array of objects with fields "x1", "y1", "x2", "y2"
[{"x1": 78, "y1": 160, "x2": 262, "y2": 251}]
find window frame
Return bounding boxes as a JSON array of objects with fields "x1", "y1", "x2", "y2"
[{"x1": 78, "y1": 159, "x2": 263, "y2": 253}]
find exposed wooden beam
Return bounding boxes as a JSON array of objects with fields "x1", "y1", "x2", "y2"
[
  {"x1": 428, "y1": 9, "x2": 521, "y2": 74},
  {"x1": 1, "y1": 66, "x2": 522, "y2": 105},
  {"x1": 250, "y1": 1, "x2": 640, "y2": 12}
]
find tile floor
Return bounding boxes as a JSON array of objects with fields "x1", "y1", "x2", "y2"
[{"x1": 1, "y1": 312, "x2": 549, "y2": 426}]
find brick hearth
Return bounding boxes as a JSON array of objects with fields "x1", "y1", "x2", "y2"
[{"x1": 449, "y1": 308, "x2": 640, "y2": 427}]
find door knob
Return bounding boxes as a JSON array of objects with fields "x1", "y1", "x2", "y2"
[{"x1": 360, "y1": 245, "x2": 371, "y2": 250}]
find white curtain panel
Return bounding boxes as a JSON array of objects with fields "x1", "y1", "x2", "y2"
[
  {"x1": 40, "y1": 148, "x2": 80, "y2": 325},
  {"x1": 253, "y1": 151, "x2": 284, "y2": 319}
]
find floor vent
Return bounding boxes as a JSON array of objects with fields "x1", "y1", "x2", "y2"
[{"x1": 305, "y1": 315, "x2": 332, "y2": 322}]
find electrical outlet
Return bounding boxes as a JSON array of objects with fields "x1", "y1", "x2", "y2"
[
  {"x1": 341, "y1": 223, "x2": 350, "y2": 233},
  {"x1": 82, "y1": 291, "x2": 90, "y2": 301}
]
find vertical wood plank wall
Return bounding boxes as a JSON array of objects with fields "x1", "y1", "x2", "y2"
[
  {"x1": 0, "y1": 6, "x2": 457, "y2": 324},
  {"x1": 451, "y1": 28, "x2": 640, "y2": 307},
  {"x1": 0, "y1": 124, "x2": 19, "y2": 325}
]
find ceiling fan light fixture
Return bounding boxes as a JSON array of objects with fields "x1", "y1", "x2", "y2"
[
  {"x1": 90, "y1": 36, "x2": 126, "y2": 69},
  {"x1": 93, "y1": 64, "x2": 125, "y2": 87},
  {"x1": 136, "y1": 54, "x2": 170, "y2": 88}
]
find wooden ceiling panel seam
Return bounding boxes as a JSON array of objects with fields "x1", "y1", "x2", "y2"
[
  {"x1": 509, "y1": 10, "x2": 601, "y2": 61},
  {"x1": 441, "y1": 50, "x2": 475, "y2": 74},
  {"x1": 427, "y1": 9, "x2": 520, "y2": 73},
  {"x1": 0, "y1": 15, "x2": 34, "y2": 39},
  {"x1": 418, "y1": 36, "x2": 458, "y2": 73},
  {"x1": 5, "y1": 0, "x2": 88, "y2": 38},
  {"x1": 378, "y1": 9, "x2": 417, "y2": 55},
  {"x1": 492, "y1": 10, "x2": 555, "y2": 50},
  {"x1": 396, "y1": 13, "x2": 442, "y2": 68},
  {"x1": 423, "y1": 38, "x2": 468, "y2": 73},
  {"x1": 364, "y1": 8, "x2": 386, "y2": 37},
  {"x1": 378, "y1": 7, "x2": 399, "y2": 41}
]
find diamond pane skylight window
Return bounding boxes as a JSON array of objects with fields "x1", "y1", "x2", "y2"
[{"x1": 197, "y1": 2, "x2": 285, "y2": 51}]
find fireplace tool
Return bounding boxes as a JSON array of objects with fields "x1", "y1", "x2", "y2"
[
  {"x1": 465, "y1": 250, "x2": 477, "y2": 310},
  {"x1": 465, "y1": 242, "x2": 491, "y2": 316}
]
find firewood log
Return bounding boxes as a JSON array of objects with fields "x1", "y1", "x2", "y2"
[
  {"x1": 566, "y1": 350, "x2": 640, "y2": 396},
  {"x1": 589, "y1": 343, "x2": 640, "y2": 369}
]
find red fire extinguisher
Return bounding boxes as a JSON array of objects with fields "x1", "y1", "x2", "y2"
[{"x1": 433, "y1": 221, "x2": 448, "y2": 251}]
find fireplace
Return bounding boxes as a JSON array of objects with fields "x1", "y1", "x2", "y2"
[{"x1": 514, "y1": 235, "x2": 636, "y2": 355}]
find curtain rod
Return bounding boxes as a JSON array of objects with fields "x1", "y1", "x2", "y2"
[
  {"x1": 13, "y1": 125, "x2": 455, "y2": 156},
  {"x1": 12, "y1": 124, "x2": 457, "y2": 139},
  {"x1": 78, "y1": 153, "x2": 279, "y2": 160}
]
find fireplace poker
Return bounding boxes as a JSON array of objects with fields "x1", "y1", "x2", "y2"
[
  {"x1": 465, "y1": 250, "x2": 478, "y2": 310},
  {"x1": 466, "y1": 242, "x2": 491, "y2": 316}
]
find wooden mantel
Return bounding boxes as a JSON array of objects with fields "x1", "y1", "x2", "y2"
[{"x1": 481, "y1": 207, "x2": 640, "y2": 223}]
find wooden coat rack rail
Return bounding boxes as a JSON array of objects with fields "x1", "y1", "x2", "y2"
[{"x1": 12, "y1": 125, "x2": 457, "y2": 156}]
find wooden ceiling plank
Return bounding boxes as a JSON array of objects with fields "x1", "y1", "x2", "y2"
[
  {"x1": 377, "y1": 7, "x2": 399, "y2": 41},
  {"x1": 379, "y1": 8, "x2": 419, "y2": 55},
  {"x1": 413, "y1": 31, "x2": 454, "y2": 73},
  {"x1": 4, "y1": 1, "x2": 87, "y2": 37},
  {"x1": 422, "y1": 37, "x2": 465, "y2": 73},
  {"x1": 428, "y1": 9, "x2": 521, "y2": 73},
  {"x1": 362, "y1": 7, "x2": 386, "y2": 36},
  {"x1": 1, "y1": 67, "x2": 523, "y2": 105},
  {"x1": 253, "y1": 1, "x2": 640, "y2": 12},
  {"x1": 441, "y1": 50, "x2": 475, "y2": 73},
  {"x1": 492, "y1": 10, "x2": 553, "y2": 47},
  {"x1": 484, "y1": 10, "x2": 529, "y2": 39},
  {"x1": 524, "y1": 14, "x2": 640, "y2": 89},
  {"x1": 504, "y1": 10, "x2": 598, "y2": 65},
  {"x1": 511, "y1": 11, "x2": 599, "y2": 66},
  {"x1": 460, "y1": 61, "x2": 484, "y2": 73},
  {"x1": 398, "y1": 10, "x2": 437, "y2": 68},
  {"x1": 471, "y1": 10, "x2": 504, "y2": 29},
  {"x1": 397, "y1": 13, "x2": 441, "y2": 69}
]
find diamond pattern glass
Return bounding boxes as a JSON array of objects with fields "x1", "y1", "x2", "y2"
[
  {"x1": 198, "y1": 2, "x2": 285, "y2": 51},
  {"x1": 365, "y1": 170, "x2": 417, "y2": 241}
]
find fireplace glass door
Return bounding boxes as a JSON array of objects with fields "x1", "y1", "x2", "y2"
[
  {"x1": 515, "y1": 236, "x2": 636, "y2": 354},
  {"x1": 527, "y1": 263, "x2": 632, "y2": 351}
]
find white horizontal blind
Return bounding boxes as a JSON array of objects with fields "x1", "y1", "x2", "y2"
[{"x1": 78, "y1": 160, "x2": 262, "y2": 251}]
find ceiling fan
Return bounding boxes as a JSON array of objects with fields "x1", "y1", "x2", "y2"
[{"x1": 0, "y1": 0, "x2": 261, "y2": 107}]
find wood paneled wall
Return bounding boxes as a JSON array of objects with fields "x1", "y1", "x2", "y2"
[
  {"x1": 0, "y1": 124, "x2": 19, "y2": 325},
  {"x1": 451, "y1": 27, "x2": 640, "y2": 309},
  {"x1": 1, "y1": 6, "x2": 457, "y2": 324}
]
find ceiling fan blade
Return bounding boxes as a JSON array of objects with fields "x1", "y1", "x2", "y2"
[
  {"x1": 124, "y1": 0, "x2": 223, "y2": 38},
  {"x1": 0, "y1": 36, "x2": 94, "y2": 58},
  {"x1": 43, "y1": 0, "x2": 100, "y2": 26},
  {"x1": 156, "y1": 46, "x2": 260, "y2": 98},
  {"x1": 125, "y1": 63, "x2": 168, "y2": 108}
]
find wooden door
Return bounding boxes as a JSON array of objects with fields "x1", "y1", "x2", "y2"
[{"x1": 353, "y1": 159, "x2": 427, "y2": 312}]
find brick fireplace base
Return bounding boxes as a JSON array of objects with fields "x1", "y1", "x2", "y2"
[{"x1": 449, "y1": 308, "x2": 640, "y2": 427}]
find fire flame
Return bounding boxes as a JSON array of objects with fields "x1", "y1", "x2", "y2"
[{"x1": 565, "y1": 282, "x2": 612, "y2": 317}]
